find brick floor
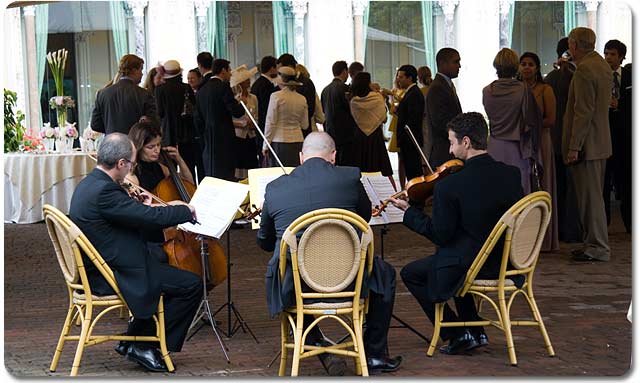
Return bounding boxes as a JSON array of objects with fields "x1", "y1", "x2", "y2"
[{"x1": 2, "y1": 207, "x2": 632, "y2": 378}]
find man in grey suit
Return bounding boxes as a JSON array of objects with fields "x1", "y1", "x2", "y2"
[
  {"x1": 563, "y1": 27, "x2": 612, "y2": 262},
  {"x1": 91, "y1": 54, "x2": 158, "y2": 135},
  {"x1": 257, "y1": 132, "x2": 401, "y2": 375}
]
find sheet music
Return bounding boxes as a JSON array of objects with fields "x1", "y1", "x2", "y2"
[
  {"x1": 361, "y1": 174, "x2": 405, "y2": 226},
  {"x1": 248, "y1": 167, "x2": 294, "y2": 229},
  {"x1": 178, "y1": 177, "x2": 249, "y2": 238}
]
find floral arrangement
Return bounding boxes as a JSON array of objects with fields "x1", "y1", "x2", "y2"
[
  {"x1": 82, "y1": 126, "x2": 102, "y2": 141},
  {"x1": 39, "y1": 122, "x2": 58, "y2": 139},
  {"x1": 48, "y1": 95, "x2": 75, "y2": 112},
  {"x1": 21, "y1": 134, "x2": 45, "y2": 152},
  {"x1": 61, "y1": 122, "x2": 78, "y2": 139},
  {"x1": 46, "y1": 49, "x2": 68, "y2": 96}
]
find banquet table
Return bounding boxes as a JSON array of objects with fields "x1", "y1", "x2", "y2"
[{"x1": 4, "y1": 151, "x2": 96, "y2": 224}]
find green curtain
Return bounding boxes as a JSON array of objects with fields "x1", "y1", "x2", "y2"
[
  {"x1": 421, "y1": 1, "x2": 435, "y2": 72},
  {"x1": 214, "y1": 1, "x2": 228, "y2": 58},
  {"x1": 508, "y1": 2, "x2": 515, "y2": 47},
  {"x1": 564, "y1": 1, "x2": 576, "y2": 36},
  {"x1": 208, "y1": 1, "x2": 216, "y2": 54},
  {"x1": 109, "y1": 1, "x2": 129, "y2": 64},
  {"x1": 363, "y1": 0, "x2": 370, "y2": 59},
  {"x1": 35, "y1": 4, "x2": 49, "y2": 128},
  {"x1": 272, "y1": 1, "x2": 294, "y2": 57}
]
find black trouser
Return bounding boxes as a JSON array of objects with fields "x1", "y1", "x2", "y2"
[
  {"x1": 179, "y1": 141, "x2": 205, "y2": 183},
  {"x1": 400, "y1": 256, "x2": 482, "y2": 341},
  {"x1": 555, "y1": 155, "x2": 583, "y2": 242},
  {"x1": 399, "y1": 139, "x2": 424, "y2": 181},
  {"x1": 127, "y1": 264, "x2": 203, "y2": 352}
]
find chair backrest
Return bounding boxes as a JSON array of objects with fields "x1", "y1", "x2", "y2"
[
  {"x1": 460, "y1": 191, "x2": 551, "y2": 294},
  {"x1": 280, "y1": 208, "x2": 373, "y2": 299},
  {"x1": 43, "y1": 204, "x2": 123, "y2": 299}
]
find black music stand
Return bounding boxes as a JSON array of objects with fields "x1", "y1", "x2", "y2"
[
  {"x1": 212, "y1": 220, "x2": 259, "y2": 343},
  {"x1": 186, "y1": 235, "x2": 230, "y2": 362},
  {"x1": 379, "y1": 224, "x2": 430, "y2": 343}
]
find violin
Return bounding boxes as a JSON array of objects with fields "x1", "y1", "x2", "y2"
[{"x1": 154, "y1": 149, "x2": 228, "y2": 290}]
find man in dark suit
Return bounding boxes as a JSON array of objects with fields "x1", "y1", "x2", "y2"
[
  {"x1": 69, "y1": 133, "x2": 202, "y2": 372},
  {"x1": 321, "y1": 60, "x2": 358, "y2": 166},
  {"x1": 91, "y1": 54, "x2": 158, "y2": 135},
  {"x1": 426, "y1": 48, "x2": 463, "y2": 168},
  {"x1": 257, "y1": 132, "x2": 402, "y2": 375},
  {"x1": 196, "y1": 51, "x2": 214, "y2": 90},
  {"x1": 603, "y1": 39, "x2": 631, "y2": 233},
  {"x1": 276, "y1": 54, "x2": 316, "y2": 137},
  {"x1": 194, "y1": 58, "x2": 245, "y2": 180},
  {"x1": 251, "y1": 55, "x2": 278, "y2": 166},
  {"x1": 396, "y1": 64, "x2": 425, "y2": 180},
  {"x1": 390, "y1": 112, "x2": 523, "y2": 355}
]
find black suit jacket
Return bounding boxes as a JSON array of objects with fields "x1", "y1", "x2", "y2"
[
  {"x1": 321, "y1": 78, "x2": 358, "y2": 147},
  {"x1": 297, "y1": 77, "x2": 317, "y2": 135},
  {"x1": 197, "y1": 72, "x2": 213, "y2": 90},
  {"x1": 426, "y1": 74, "x2": 462, "y2": 167},
  {"x1": 402, "y1": 154, "x2": 523, "y2": 302},
  {"x1": 155, "y1": 77, "x2": 195, "y2": 146},
  {"x1": 69, "y1": 168, "x2": 193, "y2": 318},
  {"x1": 396, "y1": 84, "x2": 425, "y2": 148},
  {"x1": 91, "y1": 78, "x2": 158, "y2": 135},
  {"x1": 256, "y1": 157, "x2": 371, "y2": 317},
  {"x1": 194, "y1": 77, "x2": 245, "y2": 179},
  {"x1": 250, "y1": 75, "x2": 278, "y2": 132},
  {"x1": 610, "y1": 65, "x2": 632, "y2": 161}
]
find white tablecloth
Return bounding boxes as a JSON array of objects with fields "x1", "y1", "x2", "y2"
[{"x1": 4, "y1": 152, "x2": 95, "y2": 224}]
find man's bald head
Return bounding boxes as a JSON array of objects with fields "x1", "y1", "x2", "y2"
[{"x1": 299, "y1": 132, "x2": 336, "y2": 164}]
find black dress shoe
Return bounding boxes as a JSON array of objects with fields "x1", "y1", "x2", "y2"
[
  {"x1": 315, "y1": 340, "x2": 347, "y2": 376},
  {"x1": 439, "y1": 331, "x2": 478, "y2": 355},
  {"x1": 571, "y1": 252, "x2": 606, "y2": 262},
  {"x1": 467, "y1": 332, "x2": 489, "y2": 351},
  {"x1": 366, "y1": 355, "x2": 402, "y2": 374},
  {"x1": 126, "y1": 344, "x2": 168, "y2": 372},
  {"x1": 115, "y1": 341, "x2": 130, "y2": 356}
]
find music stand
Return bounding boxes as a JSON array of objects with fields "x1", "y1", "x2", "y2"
[
  {"x1": 212, "y1": 221, "x2": 259, "y2": 343},
  {"x1": 186, "y1": 235, "x2": 230, "y2": 363}
]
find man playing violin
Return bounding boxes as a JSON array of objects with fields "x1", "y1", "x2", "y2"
[
  {"x1": 69, "y1": 133, "x2": 202, "y2": 372},
  {"x1": 257, "y1": 132, "x2": 402, "y2": 375},
  {"x1": 389, "y1": 112, "x2": 524, "y2": 355}
]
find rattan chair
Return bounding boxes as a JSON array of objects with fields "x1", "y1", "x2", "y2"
[
  {"x1": 278, "y1": 208, "x2": 374, "y2": 376},
  {"x1": 426, "y1": 191, "x2": 555, "y2": 366},
  {"x1": 43, "y1": 204, "x2": 174, "y2": 376}
]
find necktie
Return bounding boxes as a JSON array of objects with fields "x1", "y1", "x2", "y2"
[
  {"x1": 613, "y1": 72, "x2": 621, "y2": 100},
  {"x1": 451, "y1": 82, "x2": 457, "y2": 97}
]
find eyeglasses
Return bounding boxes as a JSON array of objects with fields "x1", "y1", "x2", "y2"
[{"x1": 121, "y1": 158, "x2": 136, "y2": 167}]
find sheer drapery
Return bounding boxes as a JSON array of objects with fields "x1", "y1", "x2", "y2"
[
  {"x1": 272, "y1": 1, "x2": 294, "y2": 57},
  {"x1": 362, "y1": 0, "x2": 370, "y2": 60},
  {"x1": 208, "y1": 1, "x2": 228, "y2": 58},
  {"x1": 109, "y1": 1, "x2": 129, "y2": 64},
  {"x1": 35, "y1": 4, "x2": 49, "y2": 127},
  {"x1": 508, "y1": 2, "x2": 514, "y2": 47},
  {"x1": 421, "y1": 1, "x2": 435, "y2": 72},
  {"x1": 564, "y1": 1, "x2": 576, "y2": 36}
]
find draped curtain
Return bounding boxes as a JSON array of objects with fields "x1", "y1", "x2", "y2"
[
  {"x1": 272, "y1": 1, "x2": 294, "y2": 57},
  {"x1": 207, "y1": 1, "x2": 216, "y2": 54},
  {"x1": 564, "y1": 1, "x2": 576, "y2": 36},
  {"x1": 109, "y1": 1, "x2": 129, "y2": 64},
  {"x1": 421, "y1": 1, "x2": 435, "y2": 72},
  {"x1": 508, "y1": 1, "x2": 515, "y2": 47},
  {"x1": 362, "y1": 0, "x2": 370, "y2": 60},
  {"x1": 35, "y1": 4, "x2": 49, "y2": 127},
  {"x1": 208, "y1": 1, "x2": 228, "y2": 58}
]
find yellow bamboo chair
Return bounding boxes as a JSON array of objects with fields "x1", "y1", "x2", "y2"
[
  {"x1": 278, "y1": 208, "x2": 374, "y2": 376},
  {"x1": 43, "y1": 204, "x2": 174, "y2": 376},
  {"x1": 426, "y1": 191, "x2": 555, "y2": 366}
]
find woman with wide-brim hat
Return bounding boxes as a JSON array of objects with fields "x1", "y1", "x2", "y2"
[
  {"x1": 230, "y1": 64, "x2": 259, "y2": 178},
  {"x1": 262, "y1": 66, "x2": 308, "y2": 167}
]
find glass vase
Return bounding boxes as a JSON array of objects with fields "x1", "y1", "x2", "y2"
[{"x1": 57, "y1": 109, "x2": 67, "y2": 128}]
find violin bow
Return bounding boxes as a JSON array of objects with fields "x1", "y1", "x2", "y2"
[
  {"x1": 403, "y1": 124, "x2": 434, "y2": 175},
  {"x1": 240, "y1": 100, "x2": 288, "y2": 175}
]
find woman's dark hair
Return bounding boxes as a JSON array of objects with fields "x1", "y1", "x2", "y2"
[
  {"x1": 447, "y1": 112, "x2": 488, "y2": 150},
  {"x1": 351, "y1": 72, "x2": 372, "y2": 98},
  {"x1": 519, "y1": 51, "x2": 544, "y2": 83},
  {"x1": 128, "y1": 121, "x2": 162, "y2": 171}
]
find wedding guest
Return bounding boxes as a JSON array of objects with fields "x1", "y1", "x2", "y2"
[
  {"x1": 187, "y1": 68, "x2": 202, "y2": 94},
  {"x1": 230, "y1": 65, "x2": 259, "y2": 179}
]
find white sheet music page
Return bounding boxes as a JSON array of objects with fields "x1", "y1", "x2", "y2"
[
  {"x1": 178, "y1": 177, "x2": 249, "y2": 238},
  {"x1": 248, "y1": 167, "x2": 294, "y2": 229},
  {"x1": 361, "y1": 174, "x2": 405, "y2": 226}
]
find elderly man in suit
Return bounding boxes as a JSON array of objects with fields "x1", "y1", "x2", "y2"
[
  {"x1": 426, "y1": 48, "x2": 463, "y2": 168},
  {"x1": 563, "y1": 27, "x2": 613, "y2": 262},
  {"x1": 321, "y1": 60, "x2": 359, "y2": 166},
  {"x1": 91, "y1": 54, "x2": 158, "y2": 135},
  {"x1": 194, "y1": 58, "x2": 245, "y2": 180},
  {"x1": 69, "y1": 133, "x2": 202, "y2": 372},
  {"x1": 390, "y1": 112, "x2": 524, "y2": 355},
  {"x1": 251, "y1": 55, "x2": 278, "y2": 165},
  {"x1": 395, "y1": 64, "x2": 425, "y2": 180},
  {"x1": 257, "y1": 132, "x2": 402, "y2": 375}
]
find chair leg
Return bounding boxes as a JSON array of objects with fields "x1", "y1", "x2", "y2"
[
  {"x1": 50, "y1": 303, "x2": 77, "y2": 372},
  {"x1": 290, "y1": 314, "x2": 304, "y2": 376},
  {"x1": 70, "y1": 310, "x2": 91, "y2": 376},
  {"x1": 353, "y1": 317, "x2": 368, "y2": 376},
  {"x1": 156, "y1": 299, "x2": 175, "y2": 372},
  {"x1": 498, "y1": 292, "x2": 517, "y2": 366},
  {"x1": 278, "y1": 315, "x2": 289, "y2": 376},
  {"x1": 427, "y1": 303, "x2": 443, "y2": 357},
  {"x1": 527, "y1": 292, "x2": 555, "y2": 357}
]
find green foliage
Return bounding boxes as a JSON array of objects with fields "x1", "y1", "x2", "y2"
[
  {"x1": 368, "y1": 1, "x2": 424, "y2": 40},
  {"x1": 4, "y1": 89, "x2": 25, "y2": 153}
]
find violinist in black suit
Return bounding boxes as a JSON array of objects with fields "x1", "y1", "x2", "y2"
[
  {"x1": 390, "y1": 112, "x2": 523, "y2": 355},
  {"x1": 251, "y1": 55, "x2": 279, "y2": 165},
  {"x1": 69, "y1": 133, "x2": 202, "y2": 372},
  {"x1": 426, "y1": 48, "x2": 463, "y2": 168},
  {"x1": 194, "y1": 59, "x2": 245, "y2": 180},
  {"x1": 395, "y1": 64, "x2": 425, "y2": 180}
]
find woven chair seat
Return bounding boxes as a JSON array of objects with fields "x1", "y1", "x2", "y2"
[
  {"x1": 472, "y1": 279, "x2": 515, "y2": 287},
  {"x1": 285, "y1": 299, "x2": 365, "y2": 312},
  {"x1": 72, "y1": 290, "x2": 120, "y2": 302}
]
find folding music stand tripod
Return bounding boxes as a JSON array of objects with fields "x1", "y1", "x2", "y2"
[{"x1": 186, "y1": 235, "x2": 230, "y2": 362}]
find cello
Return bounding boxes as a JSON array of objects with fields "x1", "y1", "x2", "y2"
[{"x1": 154, "y1": 149, "x2": 228, "y2": 290}]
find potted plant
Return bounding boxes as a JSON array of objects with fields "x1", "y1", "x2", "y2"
[{"x1": 4, "y1": 88, "x2": 25, "y2": 153}]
